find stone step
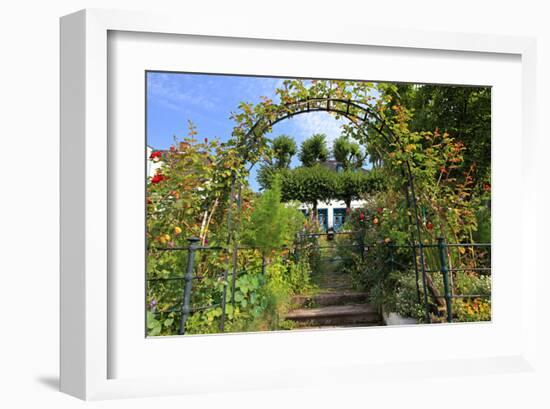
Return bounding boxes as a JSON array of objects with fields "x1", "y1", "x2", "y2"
[
  {"x1": 289, "y1": 323, "x2": 382, "y2": 331},
  {"x1": 291, "y1": 291, "x2": 369, "y2": 308},
  {"x1": 285, "y1": 304, "x2": 381, "y2": 327},
  {"x1": 313, "y1": 272, "x2": 354, "y2": 291}
]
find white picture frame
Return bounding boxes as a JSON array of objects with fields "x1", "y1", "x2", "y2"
[{"x1": 60, "y1": 8, "x2": 538, "y2": 401}]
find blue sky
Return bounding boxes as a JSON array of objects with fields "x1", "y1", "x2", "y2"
[{"x1": 146, "y1": 72, "x2": 353, "y2": 191}]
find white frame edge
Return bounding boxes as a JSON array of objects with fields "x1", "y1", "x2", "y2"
[
  {"x1": 60, "y1": 10, "x2": 86, "y2": 399},
  {"x1": 60, "y1": 8, "x2": 538, "y2": 400}
]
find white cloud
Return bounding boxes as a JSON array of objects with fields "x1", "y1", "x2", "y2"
[{"x1": 289, "y1": 111, "x2": 349, "y2": 146}]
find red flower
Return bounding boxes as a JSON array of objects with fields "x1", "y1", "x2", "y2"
[
  {"x1": 359, "y1": 212, "x2": 365, "y2": 221},
  {"x1": 149, "y1": 151, "x2": 162, "y2": 160},
  {"x1": 169, "y1": 146, "x2": 175, "y2": 152},
  {"x1": 426, "y1": 221, "x2": 434, "y2": 231},
  {"x1": 151, "y1": 173, "x2": 165, "y2": 184},
  {"x1": 377, "y1": 207, "x2": 383, "y2": 214}
]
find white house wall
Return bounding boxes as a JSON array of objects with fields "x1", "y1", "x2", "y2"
[
  {"x1": 298, "y1": 199, "x2": 366, "y2": 229},
  {"x1": 146, "y1": 146, "x2": 163, "y2": 178}
]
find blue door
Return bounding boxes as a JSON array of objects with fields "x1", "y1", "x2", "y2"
[
  {"x1": 333, "y1": 208, "x2": 346, "y2": 231},
  {"x1": 318, "y1": 209, "x2": 328, "y2": 231}
]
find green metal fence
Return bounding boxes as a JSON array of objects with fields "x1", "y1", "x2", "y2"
[
  {"x1": 147, "y1": 238, "x2": 292, "y2": 335},
  {"x1": 147, "y1": 234, "x2": 491, "y2": 335}
]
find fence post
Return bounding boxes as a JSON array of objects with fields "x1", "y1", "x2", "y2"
[
  {"x1": 437, "y1": 237, "x2": 453, "y2": 323},
  {"x1": 230, "y1": 243, "x2": 238, "y2": 307},
  {"x1": 179, "y1": 237, "x2": 200, "y2": 335},
  {"x1": 219, "y1": 249, "x2": 229, "y2": 332},
  {"x1": 418, "y1": 242, "x2": 431, "y2": 323},
  {"x1": 294, "y1": 233, "x2": 300, "y2": 263},
  {"x1": 410, "y1": 244, "x2": 422, "y2": 304}
]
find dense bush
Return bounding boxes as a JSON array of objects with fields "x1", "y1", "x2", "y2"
[
  {"x1": 147, "y1": 147, "x2": 312, "y2": 335},
  {"x1": 241, "y1": 180, "x2": 305, "y2": 254}
]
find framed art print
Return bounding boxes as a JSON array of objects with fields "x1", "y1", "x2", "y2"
[{"x1": 60, "y1": 9, "x2": 538, "y2": 400}]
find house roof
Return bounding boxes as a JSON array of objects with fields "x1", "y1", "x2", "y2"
[{"x1": 321, "y1": 159, "x2": 340, "y2": 171}]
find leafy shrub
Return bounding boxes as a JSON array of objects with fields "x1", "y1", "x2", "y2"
[
  {"x1": 473, "y1": 206, "x2": 491, "y2": 243},
  {"x1": 453, "y1": 298, "x2": 491, "y2": 322},
  {"x1": 241, "y1": 179, "x2": 305, "y2": 254},
  {"x1": 147, "y1": 159, "x2": 313, "y2": 335},
  {"x1": 382, "y1": 271, "x2": 425, "y2": 321}
]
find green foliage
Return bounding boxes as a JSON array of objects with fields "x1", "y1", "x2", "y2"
[
  {"x1": 241, "y1": 180, "x2": 305, "y2": 254},
  {"x1": 146, "y1": 122, "x2": 243, "y2": 249},
  {"x1": 233, "y1": 255, "x2": 313, "y2": 333},
  {"x1": 381, "y1": 271, "x2": 426, "y2": 322},
  {"x1": 279, "y1": 165, "x2": 337, "y2": 208},
  {"x1": 286, "y1": 258, "x2": 313, "y2": 294},
  {"x1": 334, "y1": 170, "x2": 384, "y2": 208},
  {"x1": 341, "y1": 197, "x2": 491, "y2": 323},
  {"x1": 453, "y1": 298, "x2": 491, "y2": 322},
  {"x1": 146, "y1": 127, "x2": 312, "y2": 336},
  {"x1": 277, "y1": 165, "x2": 383, "y2": 212},
  {"x1": 333, "y1": 135, "x2": 364, "y2": 170},
  {"x1": 256, "y1": 163, "x2": 278, "y2": 191},
  {"x1": 341, "y1": 237, "x2": 422, "y2": 319},
  {"x1": 146, "y1": 311, "x2": 163, "y2": 336},
  {"x1": 473, "y1": 206, "x2": 491, "y2": 243},
  {"x1": 256, "y1": 135, "x2": 297, "y2": 191},
  {"x1": 271, "y1": 135, "x2": 297, "y2": 169},
  {"x1": 299, "y1": 134, "x2": 329, "y2": 167},
  {"x1": 396, "y1": 84, "x2": 491, "y2": 185},
  {"x1": 147, "y1": 77, "x2": 492, "y2": 334}
]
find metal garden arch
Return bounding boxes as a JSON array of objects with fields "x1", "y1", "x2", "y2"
[{"x1": 219, "y1": 93, "x2": 432, "y2": 327}]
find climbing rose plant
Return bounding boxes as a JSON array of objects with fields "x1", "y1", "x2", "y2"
[{"x1": 146, "y1": 123, "x2": 312, "y2": 335}]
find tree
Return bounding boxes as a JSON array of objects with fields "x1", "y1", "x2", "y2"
[
  {"x1": 271, "y1": 135, "x2": 297, "y2": 169},
  {"x1": 256, "y1": 164, "x2": 277, "y2": 191},
  {"x1": 279, "y1": 165, "x2": 337, "y2": 219},
  {"x1": 278, "y1": 166, "x2": 383, "y2": 217},
  {"x1": 298, "y1": 134, "x2": 329, "y2": 167},
  {"x1": 256, "y1": 135, "x2": 297, "y2": 190},
  {"x1": 333, "y1": 135, "x2": 365, "y2": 171},
  {"x1": 335, "y1": 170, "x2": 384, "y2": 210},
  {"x1": 376, "y1": 83, "x2": 491, "y2": 187}
]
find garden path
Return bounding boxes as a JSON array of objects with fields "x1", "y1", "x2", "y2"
[{"x1": 285, "y1": 255, "x2": 382, "y2": 328}]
